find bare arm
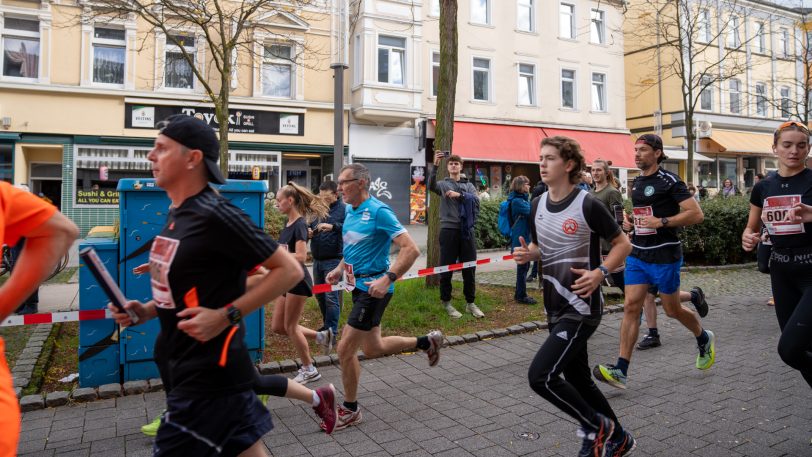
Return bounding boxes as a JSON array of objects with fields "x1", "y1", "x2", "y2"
[
  {"x1": 742, "y1": 204, "x2": 763, "y2": 252},
  {"x1": 0, "y1": 212, "x2": 78, "y2": 318},
  {"x1": 293, "y1": 239, "x2": 308, "y2": 263}
]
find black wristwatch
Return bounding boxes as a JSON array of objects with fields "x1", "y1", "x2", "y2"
[
  {"x1": 385, "y1": 271, "x2": 398, "y2": 282},
  {"x1": 597, "y1": 265, "x2": 610, "y2": 278},
  {"x1": 660, "y1": 217, "x2": 669, "y2": 227},
  {"x1": 225, "y1": 304, "x2": 242, "y2": 325}
]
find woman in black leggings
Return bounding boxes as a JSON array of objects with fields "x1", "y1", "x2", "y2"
[{"x1": 743, "y1": 121, "x2": 812, "y2": 388}]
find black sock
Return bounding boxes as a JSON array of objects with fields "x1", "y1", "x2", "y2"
[
  {"x1": 343, "y1": 401, "x2": 358, "y2": 412},
  {"x1": 690, "y1": 289, "x2": 699, "y2": 305},
  {"x1": 696, "y1": 329, "x2": 709, "y2": 347},
  {"x1": 615, "y1": 358, "x2": 630, "y2": 376},
  {"x1": 611, "y1": 424, "x2": 624, "y2": 441},
  {"x1": 648, "y1": 328, "x2": 659, "y2": 337},
  {"x1": 416, "y1": 336, "x2": 430, "y2": 351}
]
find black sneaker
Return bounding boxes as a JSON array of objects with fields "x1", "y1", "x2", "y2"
[
  {"x1": 577, "y1": 413, "x2": 615, "y2": 457},
  {"x1": 606, "y1": 430, "x2": 637, "y2": 457},
  {"x1": 516, "y1": 296, "x2": 537, "y2": 305},
  {"x1": 691, "y1": 286, "x2": 708, "y2": 318},
  {"x1": 636, "y1": 334, "x2": 661, "y2": 350}
]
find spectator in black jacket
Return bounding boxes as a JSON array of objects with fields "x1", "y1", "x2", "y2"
[
  {"x1": 527, "y1": 180, "x2": 548, "y2": 281},
  {"x1": 309, "y1": 181, "x2": 345, "y2": 335}
]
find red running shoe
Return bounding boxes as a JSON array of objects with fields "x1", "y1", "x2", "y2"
[
  {"x1": 321, "y1": 404, "x2": 362, "y2": 432},
  {"x1": 425, "y1": 330, "x2": 444, "y2": 367},
  {"x1": 313, "y1": 384, "x2": 337, "y2": 434}
]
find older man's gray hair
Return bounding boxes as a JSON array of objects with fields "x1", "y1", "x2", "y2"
[{"x1": 340, "y1": 163, "x2": 371, "y2": 189}]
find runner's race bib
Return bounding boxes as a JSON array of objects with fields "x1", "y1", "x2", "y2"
[
  {"x1": 632, "y1": 206, "x2": 656, "y2": 235},
  {"x1": 762, "y1": 195, "x2": 805, "y2": 235}
]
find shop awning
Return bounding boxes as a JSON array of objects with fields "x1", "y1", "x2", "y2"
[
  {"x1": 708, "y1": 129, "x2": 774, "y2": 155},
  {"x1": 541, "y1": 128, "x2": 636, "y2": 168},
  {"x1": 662, "y1": 149, "x2": 714, "y2": 162},
  {"x1": 435, "y1": 121, "x2": 636, "y2": 167}
]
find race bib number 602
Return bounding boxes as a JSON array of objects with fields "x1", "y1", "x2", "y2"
[{"x1": 762, "y1": 195, "x2": 804, "y2": 235}]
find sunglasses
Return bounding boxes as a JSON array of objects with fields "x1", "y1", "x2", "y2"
[{"x1": 776, "y1": 120, "x2": 810, "y2": 134}]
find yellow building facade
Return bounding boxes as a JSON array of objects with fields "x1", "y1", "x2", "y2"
[
  {"x1": 0, "y1": 0, "x2": 345, "y2": 234},
  {"x1": 624, "y1": 0, "x2": 803, "y2": 191}
]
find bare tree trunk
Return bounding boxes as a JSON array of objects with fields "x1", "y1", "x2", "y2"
[{"x1": 426, "y1": 0, "x2": 458, "y2": 287}]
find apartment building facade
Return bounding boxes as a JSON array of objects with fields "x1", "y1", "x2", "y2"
[
  {"x1": 0, "y1": 0, "x2": 344, "y2": 234},
  {"x1": 624, "y1": 0, "x2": 804, "y2": 191}
]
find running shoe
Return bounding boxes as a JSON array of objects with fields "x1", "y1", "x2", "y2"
[
  {"x1": 257, "y1": 394, "x2": 269, "y2": 407},
  {"x1": 593, "y1": 364, "x2": 627, "y2": 389},
  {"x1": 606, "y1": 430, "x2": 637, "y2": 457},
  {"x1": 425, "y1": 330, "x2": 444, "y2": 367},
  {"x1": 293, "y1": 366, "x2": 322, "y2": 384},
  {"x1": 466, "y1": 303, "x2": 485, "y2": 318},
  {"x1": 577, "y1": 413, "x2": 615, "y2": 457},
  {"x1": 313, "y1": 384, "x2": 337, "y2": 435},
  {"x1": 444, "y1": 302, "x2": 462, "y2": 319},
  {"x1": 318, "y1": 328, "x2": 336, "y2": 355},
  {"x1": 321, "y1": 405, "x2": 363, "y2": 432},
  {"x1": 691, "y1": 286, "x2": 709, "y2": 318},
  {"x1": 636, "y1": 334, "x2": 661, "y2": 350},
  {"x1": 141, "y1": 411, "x2": 163, "y2": 436},
  {"x1": 516, "y1": 296, "x2": 538, "y2": 305},
  {"x1": 696, "y1": 330, "x2": 716, "y2": 370}
]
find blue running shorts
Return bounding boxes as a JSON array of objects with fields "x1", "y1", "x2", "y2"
[{"x1": 624, "y1": 256, "x2": 682, "y2": 295}]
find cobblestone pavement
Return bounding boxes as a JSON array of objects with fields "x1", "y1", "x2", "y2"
[{"x1": 17, "y1": 269, "x2": 812, "y2": 457}]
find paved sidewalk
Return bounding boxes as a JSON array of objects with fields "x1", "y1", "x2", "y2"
[{"x1": 17, "y1": 290, "x2": 812, "y2": 456}]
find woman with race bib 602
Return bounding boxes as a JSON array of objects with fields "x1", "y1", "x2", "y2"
[{"x1": 742, "y1": 121, "x2": 812, "y2": 389}]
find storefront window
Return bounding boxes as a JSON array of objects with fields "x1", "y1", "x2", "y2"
[
  {"x1": 698, "y1": 157, "x2": 718, "y2": 188},
  {"x1": 75, "y1": 146, "x2": 152, "y2": 206},
  {"x1": 662, "y1": 160, "x2": 679, "y2": 176},
  {"x1": 718, "y1": 157, "x2": 736, "y2": 185},
  {"x1": 0, "y1": 144, "x2": 11, "y2": 183}
]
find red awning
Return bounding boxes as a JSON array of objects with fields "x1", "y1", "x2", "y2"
[
  {"x1": 541, "y1": 128, "x2": 636, "y2": 169},
  {"x1": 434, "y1": 121, "x2": 635, "y2": 168}
]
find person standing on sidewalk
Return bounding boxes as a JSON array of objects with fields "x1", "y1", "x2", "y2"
[
  {"x1": 108, "y1": 114, "x2": 305, "y2": 456},
  {"x1": 271, "y1": 182, "x2": 334, "y2": 385},
  {"x1": 513, "y1": 136, "x2": 636, "y2": 457},
  {"x1": 428, "y1": 151, "x2": 483, "y2": 318},
  {"x1": 309, "y1": 180, "x2": 345, "y2": 337},
  {"x1": 590, "y1": 159, "x2": 625, "y2": 291},
  {"x1": 527, "y1": 179, "x2": 548, "y2": 282},
  {"x1": 0, "y1": 182, "x2": 78, "y2": 457},
  {"x1": 324, "y1": 163, "x2": 444, "y2": 432},
  {"x1": 594, "y1": 134, "x2": 714, "y2": 390},
  {"x1": 507, "y1": 175, "x2": 536, "y2": 304},
  {"x1": 743, "y1": 121, "x2": 812, "y2": 388}
]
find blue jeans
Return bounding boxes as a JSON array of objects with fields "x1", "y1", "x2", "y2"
[
  {"x1": 313, "y1": 258, "x2": 341, "y2": 335},
  {"x1": 515, "y1": 262, "x2": 530, "y2": 300}
]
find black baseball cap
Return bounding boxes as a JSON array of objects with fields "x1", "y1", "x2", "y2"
[
  {"x1": 158, "y1": 114, "x2": 226, "y2": 184},
  {"x1": 635, "y1": 133, "x2": 663, "y2": 152}
]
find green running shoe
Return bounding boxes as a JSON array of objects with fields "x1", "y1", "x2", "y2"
[
  {"x1": 696, "y1": 330, "x2": 716, "y2": 370},
  {"x1": 593, "y1": 364, "x2": 627, "y2": 389},
  {"x1": 258, "y1": 394, "x2": 270, "y2": 407},
  {"x1": 141, "y1": 411, "x2": 164, "y2": 437}
]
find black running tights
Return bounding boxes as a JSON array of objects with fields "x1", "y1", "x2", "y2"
[
  {"x1": 252, "y1": 372, "x2": 288, "y2": 397},
  {"x1": 769, "y1": 258, "x2": 812, "y2": 388},
  {"x1": 527, "y1": 320, "x2": 620, "y2": 432}
]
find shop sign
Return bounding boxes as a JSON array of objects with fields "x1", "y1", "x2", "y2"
[
  {"x1": 125, "y1": 104, "x2": 304, "y2": 136},
  {"x1": 76, "y1": 189, "x2": 119, "y2": 205}
]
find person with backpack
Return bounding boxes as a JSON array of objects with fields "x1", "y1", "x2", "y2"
[
  {"x1": 429, "y1": 151, "x2": 483, "y2": 319},
  {"x1": 507, "y1": 176, "x2": 536, "y2": 304}
]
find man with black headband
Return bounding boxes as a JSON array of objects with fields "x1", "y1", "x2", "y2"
[{"x1": 594, "y1": 134, "x2": 715, "y2": 390}]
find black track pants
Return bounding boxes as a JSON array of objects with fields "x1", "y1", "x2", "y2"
[
  {"x1": 770, "y1": 250, "x2": 812, "y2": 388},
  {"x1": 439, "y1": 228, "x2": 477, "y2": 303}
]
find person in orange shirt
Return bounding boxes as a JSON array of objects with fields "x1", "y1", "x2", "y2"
[{"x1": 0, "y1": 181, "x2": 78, "y2": 457}]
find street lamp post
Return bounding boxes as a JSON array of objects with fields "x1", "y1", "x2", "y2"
[{"x1": 332, "y1": 0, "x2": 349, "y2": 181}]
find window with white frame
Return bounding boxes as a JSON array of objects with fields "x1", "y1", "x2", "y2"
[
  {"x1": 472, "y1": 57, "x2": 490, "y2": 101},
  {"x1": 561, "y1": 68, "x2": 576, "y2": 109},
  {"x1": 430, "y1": 0, "x2": 440, "y2": 17},
  {"x1": 780, "y1": 86, "x2": 791, "y2": 118},
  {"x1": 377, "y1": 35, "x2": 405, "y2": 85},
  {"x1": 431, "y1": 51, "x2": 440, "y2": 97},
  {"x1": 754, "y1": 22, "x2": 765, "y2": 53},
  {"x1": 590, "y1": 9, "x2": 605, "y2": 44},
  {"x1": 755, "y1": 82, "x2": 767, "y2": 116},
  {"x1": 700, "y1": 75, "x2": 713, "y2": 111},
  {"x1": 518, "y1": 63, "x2": 535, "y2": 105},
  {"x1": 726, "y1": 16, "x2": 740, "y2": 48},
  {"x1": 471, "y1": 0, "x2": 490, "y2": 25},
  {"x1": 591, "y1": 72, "x2": 606, "y2": 112},
  {"x1": 92, "y1": 27, "x2": 126, "y2": 85},
  {"x1": 262, "y1": 44, "x2": 294, "y2": 98},
  {"x1": 517, "y1": 0, "x2": 534, "y2": 32},
  {"x1": 165, "y1": 34, "x2": 195, "y2": 89},
  {"x1": 352, "y1": 34, "x2": 361, "y2": 85},
  {"x1": 729, "y1": 79, "x2": 741, "y2": 114},
  {"x1": 779, "y1": 28, "x2": 789, "y2": 57},
  {"x1": 560, "y1": 3, "x2": 575, "y2": 39},
  {"x1": 2, "y1": 17, "x2": 40, "y2": 78},
  {"x1": 698, "y1": 9, "x2": 711, "y2": 43}
]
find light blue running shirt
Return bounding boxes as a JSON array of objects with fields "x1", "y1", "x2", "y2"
[{"x1": 342, "y1": 196, "x2": 407, "y2": 293}]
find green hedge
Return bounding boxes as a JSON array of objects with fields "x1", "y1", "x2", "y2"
[
  {"x1": 474, "y1": 196, "x2": 507, "y2": 250},
  {"x1": 264, "y1": 199, "x2": 286, "y2": 240}
]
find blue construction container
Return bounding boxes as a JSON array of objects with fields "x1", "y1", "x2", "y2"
[
  {"x1": 78, "y1": 238, "x2": 120, "y2": 387},
  {"x1": 116, "y1": 179, "x2": 268, "y2": 382}
]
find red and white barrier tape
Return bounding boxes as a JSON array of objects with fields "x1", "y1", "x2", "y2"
[{"x1": 1, "y1": 253, "x2": 516, "y2": 327}]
